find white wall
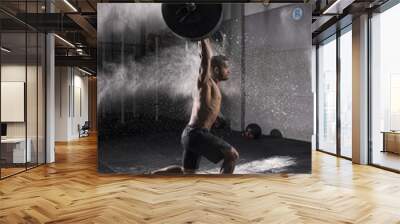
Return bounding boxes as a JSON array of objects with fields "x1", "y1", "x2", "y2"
[
  {"x1": 1, "y1": 66, "x2": 26, "y2": 135},
  {"x1": 1, "y1": 65, "x2": 41, "y2": 137},
  {"x1": 55, "y1": 67, "x2": 89, "y2": 141},
  {"x1": 55, "y1": 66, "x2": 69, "y2": 141},
  {"x1": 72, "y1": 72, "x2": 89, "y2": 138},
  {"x1": 1, "y1": 82, "x2": 25, "y2": 122}
]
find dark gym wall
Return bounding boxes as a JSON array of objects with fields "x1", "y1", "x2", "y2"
[
  {"x1": 244, "y1": 4, "x2": 312, "y2": 142},
  {"x1": 219, "y1": 4, "x2": 244, "y2": 131},
  {"x1": 217, "y1": 4, "x2": 313, "y2": 141},
  {"x1": 97, "y1": 4, "x2": 246, "y2": 130},
  {"x1": 97, "y1": 4, "x2": 197, "y2": 124}
]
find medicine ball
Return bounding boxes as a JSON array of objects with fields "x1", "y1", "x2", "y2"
[
  {"x1": 245, "y1": 123, "x2": 262, "y2": 139},
  {"x1": 270, "y1": 129, "x2": 283, "y2": 138}
]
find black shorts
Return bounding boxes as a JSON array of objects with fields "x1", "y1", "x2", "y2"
[{"x1": 181, "y1": 125, "x2": 232, "y2": 170}]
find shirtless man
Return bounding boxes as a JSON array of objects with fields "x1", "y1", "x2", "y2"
[
  {"x1": 152, "y1": 38, "x2": 239, "y2": 175},
  {"x1": 180, "y1": 39, "x2": 239, "y2": 174}
]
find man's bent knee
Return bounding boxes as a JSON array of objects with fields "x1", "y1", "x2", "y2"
[{"x1": 224, "y1": 147, "x2": 239, "y2": 162}]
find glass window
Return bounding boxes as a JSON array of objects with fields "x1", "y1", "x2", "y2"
[
  {"x1": 340, "y1": 28, "x2": 352, "y2": 158},
  {"x1": 318, "y1": 36, "x2": 337, "y2": 154},
  {"x1": 0, "y1": 1, "x2": 46, "y2": 179},
  {"x1": 371, "y1": 3, "x2": 400, "y2": 171},
  {"x1": 1, "y1": 30, "x2": 28, "y2": 177},
  {"x1": 27, "y1": 30, "x2": 38, "y2": 169}
]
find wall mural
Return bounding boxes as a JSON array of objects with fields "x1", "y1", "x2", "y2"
[{"x1": 97, "y1": 3, "x2": 312, "y2": 174}]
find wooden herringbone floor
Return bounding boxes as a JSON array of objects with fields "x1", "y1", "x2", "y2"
[{"x1": 1, "y1": 135, "x2": 400, "y2": 224}]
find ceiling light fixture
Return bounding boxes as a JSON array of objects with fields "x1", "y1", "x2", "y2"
[
  {"x1": 1, "y1": 47, "x2": 11, "y2": 53},
  {"x1": 54, "y1": 34, "x2": 75, "y2": 48},
  {"x1": 76, "y1": 48, "x2": 86, "y2": 56},
  {"x1": 63, "y1": 0, "x2": 78, "y2": 12},
  {"x1": 322, "y1": 0, "x2": 343, "y2": 14},
  {"x1": 78, "y1": 67, "x2": 93, "y2": 76},
  {"x1": 322, "y1": 0, "x2": 355, "y2": 15}
]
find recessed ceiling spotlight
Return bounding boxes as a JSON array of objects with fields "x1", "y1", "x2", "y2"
[
  {"x1": 1, "y1": 47, "x2": 11, "y2": 53},
  {"x1": 322, "y1": 0, "x2": 353, "y2": 15},
  {"x1": 54, "y1": 34, "x2": 75, "y2": 48},
  {"x1": 78, "y1": 67, "x2": 93, "y2": 76},
  {"x1": 63, "y1": 0, "x2": 78, "y2": 12}
]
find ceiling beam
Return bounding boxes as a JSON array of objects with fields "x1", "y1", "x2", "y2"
[
  {"x1": 55, "y1": 55, "x2": 96, "y2": 69},
  {"x1": 67, "y1": 13, "x2": 97, "y2": 46},
  {"x1": 55, "y1": 55, "x2": 96, "y2": 63}
]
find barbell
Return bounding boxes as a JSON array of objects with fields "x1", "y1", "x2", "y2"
[{"x1": 161, "y1": 3, "x2": 223, "y2": 41}]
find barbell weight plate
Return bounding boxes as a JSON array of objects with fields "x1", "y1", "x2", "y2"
[{"x1": 161, "y1": 3, "x2": 223, "y2": 41}]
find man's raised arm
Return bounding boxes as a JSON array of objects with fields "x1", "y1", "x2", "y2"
[{"x1": 198, "y1": 38, "x2": 212, "y2": 84}]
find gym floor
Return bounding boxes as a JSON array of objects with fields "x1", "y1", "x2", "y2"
[{"x1": 99, "y1": 130, "x2": 311, "y2": 174}]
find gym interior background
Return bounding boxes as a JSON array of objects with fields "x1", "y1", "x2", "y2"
[{"x1": 97, "y1": 3, "x2": 313, "y2": 174}]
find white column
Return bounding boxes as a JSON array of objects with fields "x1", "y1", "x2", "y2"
[
  {"x1": 46, "y1": 33, "x2": 55, "y2": 163},
  {"x1": 352, "y1": 14, "x2": 369, "y2": 164},
  {"x1": 45, "y1": 0, "x2": 55, "y2": 163}
]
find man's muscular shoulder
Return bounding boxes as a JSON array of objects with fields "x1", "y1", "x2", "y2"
[{"x1": 197, "y1": 75, "x2": 212, "y2": 89}]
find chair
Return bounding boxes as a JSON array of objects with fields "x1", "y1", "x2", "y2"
[{"x1": 79, "y1": 121, "x2": 90, "y2": 138}]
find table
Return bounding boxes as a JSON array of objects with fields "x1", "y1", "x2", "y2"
[
  {"x1": 1, "y1": 138, "x2": 31, "y2": 164},
  {"x1": 382, "y1": 131, "x2": 400, "y2": 154}
]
